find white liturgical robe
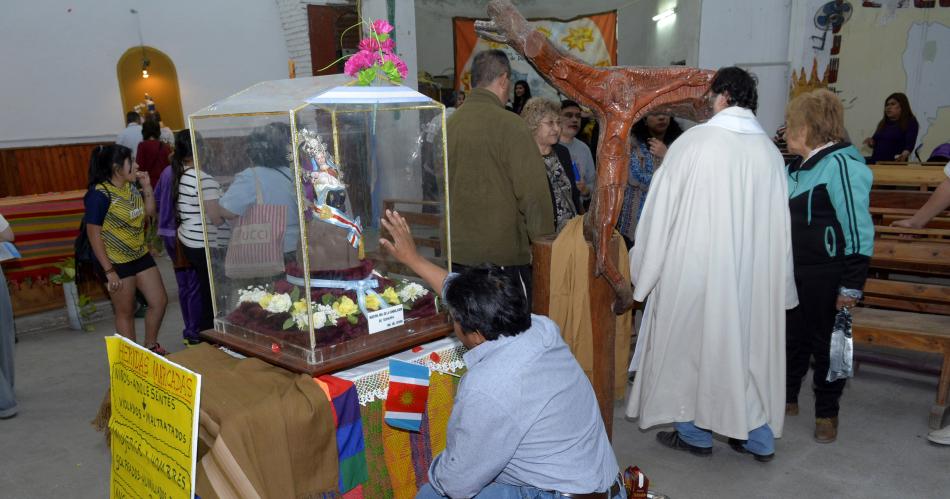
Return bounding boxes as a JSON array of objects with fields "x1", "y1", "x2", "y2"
[{"x1": 626, "y1": 106, "x2": 798, "y2": 439}]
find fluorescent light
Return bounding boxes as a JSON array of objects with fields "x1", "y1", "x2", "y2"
[{"x1": 652, "y1": 7, "x2": 676, "y2": 22}]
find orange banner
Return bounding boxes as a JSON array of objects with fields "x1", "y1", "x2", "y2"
[{"x1": 453, "y1": 11, "x2": 618, "y2": 98}]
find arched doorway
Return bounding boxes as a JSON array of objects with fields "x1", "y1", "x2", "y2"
[{"x1": 116, "y1": 46, "x2": 184, "y2": 130}]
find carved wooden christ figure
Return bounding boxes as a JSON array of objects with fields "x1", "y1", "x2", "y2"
[{"x1": 477, "y1": 0, "x2": 716, "y2": 312}]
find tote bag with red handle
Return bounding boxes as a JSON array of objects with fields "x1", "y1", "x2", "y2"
[{"x1": 224, "y1": 169, "x2": 288, "y2": 278}]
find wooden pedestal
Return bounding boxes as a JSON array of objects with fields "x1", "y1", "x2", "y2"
[
  {"x1": 200, "y1": 313, "x2": 453, "y2": 377},
  {"x1": 531, "y1": 234, "x2": 622, "y2": 440}
]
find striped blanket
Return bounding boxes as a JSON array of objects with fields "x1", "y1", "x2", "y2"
[{"x1": 0, "y1": 190, "x2": 85, "y2": 282}]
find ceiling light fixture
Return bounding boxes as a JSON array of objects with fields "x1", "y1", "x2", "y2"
[
  {"x1": 131, "y1": 9, "x2": 150, "y2": 78},
  {"x1": 652, "y1": 7, "x2": 677, "y2": 22}
]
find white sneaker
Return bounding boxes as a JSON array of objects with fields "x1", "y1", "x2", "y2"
[{"x1": 927, "y1": 426, "x2": 950, "y2": 445}]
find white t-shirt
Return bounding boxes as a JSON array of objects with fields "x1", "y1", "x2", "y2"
[
  {"x1": 116, "y1": 124, "x2": 143, "y2": 160},
  {"x1": 177, "y1": 168, "x2": 221, "y2": 249}
]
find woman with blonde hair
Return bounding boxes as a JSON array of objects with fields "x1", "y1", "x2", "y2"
[
  {"x1": 784, "y1": 88, "x2": 874, "y2": 443},
  {"x1": 521, "y1": 97, "x2": 581, "y2": 232}
]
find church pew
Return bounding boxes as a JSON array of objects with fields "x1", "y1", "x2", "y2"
[
  {"x1": 852, "y1": 280, "x2": 950, "y2": 430},
  {"x1": 857, "y1": 224, "x2": 950, "y2": 429},
  {"x1": 870, "y1": 164, "x2": 945, "y2": 191}
]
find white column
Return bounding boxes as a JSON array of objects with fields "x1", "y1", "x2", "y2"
[{"x1": 361, "y1": 0, "x2": 419, "y2": 90}]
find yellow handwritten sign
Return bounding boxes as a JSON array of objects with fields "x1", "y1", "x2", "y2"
[{"x1": 106, "y1": 336, "x2": 201, "y2": 499}]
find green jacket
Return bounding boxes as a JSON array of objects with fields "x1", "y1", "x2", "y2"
[{"x1": 447, "y1": 88, "x2": 554, "y2": 266}]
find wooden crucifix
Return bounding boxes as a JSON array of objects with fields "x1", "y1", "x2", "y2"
[{"x1": 477, "y1": 0, "x2": 716, "y2": 312}]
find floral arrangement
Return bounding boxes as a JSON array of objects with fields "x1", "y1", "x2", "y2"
[
  {"x1": 237, "y1": 280, "x2": 429, "y2": 332},
  {"x1": 343, "y1": 19, "x2": 409, "y2": 85}
]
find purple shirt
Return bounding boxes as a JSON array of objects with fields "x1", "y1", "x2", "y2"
[
  {"x1": 870, "y1": 118, "x2": 919, "y2": 164},
  {"x1": 153, "y1": 165, "x2": 177, "y2": 237}
]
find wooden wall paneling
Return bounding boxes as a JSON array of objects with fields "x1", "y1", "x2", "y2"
[
  {"x1": 0, "y1": 142, "x2": 103, "y2": 197},
  {"x1": 0, "y1": 149, "x2": 19, "y2": 197}
]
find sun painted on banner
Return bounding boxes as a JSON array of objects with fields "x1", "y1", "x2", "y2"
[{"x1": 384, "y1": 359, "x2": 430, "y2": 432}]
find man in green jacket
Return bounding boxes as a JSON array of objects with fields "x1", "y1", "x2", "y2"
[{"x1": 447, "y1": 49, "x2": 554, "y2": 304}]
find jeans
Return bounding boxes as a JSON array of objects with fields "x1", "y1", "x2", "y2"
[
  {"x1": 162, "y1": 236, "x2": 203, "y2": 341},
  {"x1": 416, "y1": 480, "x2": 626, "y2": 499},
  {"x1": 675, "y1": 420, "x2": 775, "y2": 456}
]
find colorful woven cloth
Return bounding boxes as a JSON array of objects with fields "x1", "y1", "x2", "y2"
[
  {"x1": 0, "y1": 191, "x2": 85, "y2": 282},
  {"x1": 317, "y1": 375, "x2": 370, "y2": 495},
  {"x1": 359, "y1": 400, "x2": 393, "y2": 499},
  {"x1": 382, "y1": 418, "x2": 417, "y2": 499},
  {"x1": 426, "y1": 372, "x2": 459, "y2": 458}
]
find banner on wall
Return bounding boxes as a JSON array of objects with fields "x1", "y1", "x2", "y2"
[
  {"x1": 106, "y1": 335, "x2": 201, "y2": 499},
  {"x1": 453, "y1": 12, "x2": 617, "y2": 100}
]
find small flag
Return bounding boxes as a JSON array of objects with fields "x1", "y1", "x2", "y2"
[
  {"x1": 385, "y1": 360, "x2": 430, "y2": 432},
  {"x1": 571, "y1": 161, "x2": 581, "y2": 182}
]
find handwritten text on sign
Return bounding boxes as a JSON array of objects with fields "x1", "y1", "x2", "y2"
[
  {"x1": 106, "y1": 336, "x2": 201, "y2": 499},
  {"x1": 367, "y1": 304, "x2": 405, "y2": 334}
]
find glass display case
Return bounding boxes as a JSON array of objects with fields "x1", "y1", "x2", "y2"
[{"x1": 189, "y1": 76, "x2": 452, "y2": 374}]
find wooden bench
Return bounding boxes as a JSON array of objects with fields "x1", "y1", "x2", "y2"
[
  {"x1": 853, "y1": 282, "x2": 950, "y2": 429},
  {"x1": 870, "y1": 163, "x2": 945, "y2": 191}
]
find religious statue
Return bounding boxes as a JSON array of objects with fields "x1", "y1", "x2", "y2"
[
  {"x1": 296, "y1": 128, "x2": 362, "y2": 270},
  {"x1": 476, "y1": 0, "x2": 716, "y2": 312}
]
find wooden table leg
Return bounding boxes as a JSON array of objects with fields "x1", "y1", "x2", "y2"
[{"x1": 932, "y1": 346, "x2": 950, "y2": 429}]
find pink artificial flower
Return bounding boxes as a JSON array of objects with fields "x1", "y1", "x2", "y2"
[
  {"x1": 372, "y1": 19, "x2": 394, "y2": 34},
  {"x1": 383, "y1": 53, "x2": 409, "y2": 79},
  {"x1": 343, "y1": 50, "x2": 378, "y2": 76},
  {"x1": 359, "y1": 37, "x2": 380, "y2": 52},
  {"x1": 380, "y1": 38, "x2": 395, "y2": 52}
]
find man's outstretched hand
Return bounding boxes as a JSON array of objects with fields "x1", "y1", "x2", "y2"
[
  {"x1": 379, "y1": 209, "x2": 449, "y2": 299},
  {"x1": 380, "y1": 209, "x2": 419, "y2": 266}
]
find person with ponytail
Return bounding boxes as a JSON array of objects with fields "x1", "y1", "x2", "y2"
[
  {"x1": 154, "y1": 130, "x2": 206, "y2": 344},
  {"x1": 170, "y1": 130, "x2": 223, "y2": 338},
  {"x1": 84, "y1": 144, "x2": 168, "y2": 354}
]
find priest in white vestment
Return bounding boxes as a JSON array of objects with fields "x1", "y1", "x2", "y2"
[{"x1": 626, "y1": 67, "x2": 798, "y2": 461}]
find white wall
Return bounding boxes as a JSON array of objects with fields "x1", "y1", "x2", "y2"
[
  {"x1": 698, "y1": 0, "x2": 792, "y2": 135},
  {"x1": 363, "y1": 0, "x2": 420, "y2": 90},
  {"x1": 0, "y1": 0, "x2": 290, "y2": 147},
  {"x1": 413, "y1": 0, "x2": 704, "y2": 83}
]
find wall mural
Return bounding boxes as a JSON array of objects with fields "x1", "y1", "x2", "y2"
[
  {"x1": 453, "y1": 11, "x2": 617, "y2": 101},
  {"x1": 791, "y1": 1, "x2": 950, "y2": 160}
]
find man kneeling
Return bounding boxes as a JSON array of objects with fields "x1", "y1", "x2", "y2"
[{"x1": 379, "y1": 210, "x2": 623, "y2": 499}]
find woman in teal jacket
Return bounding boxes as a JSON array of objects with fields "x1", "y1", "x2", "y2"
[{"x1": 784, "y1": 89, "x2": 874, "y2": 444}]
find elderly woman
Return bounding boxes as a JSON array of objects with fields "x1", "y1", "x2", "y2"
[
  {"x1": 784, "y1": 89, "x2": 874, "y2": 444},
  {"x1": 521, "y1": 97, "x2": 581, "y2": 232}
]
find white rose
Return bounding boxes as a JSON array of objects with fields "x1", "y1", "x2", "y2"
[
  {"x1": 238, "y1": 287, "x2": 267, "y2": 304},
  {"x1": 265, "y1": 293, "x2": 293, "y2": 313},
  {"x1": 398, "y1": 283, "x2": 429, "y2": 303},
  {"x1": 312, "y1": 310, "x2": 328, "y2": 329},
  {"x1": 315, "y1": 303, "x2": 339, "y2": 324}
]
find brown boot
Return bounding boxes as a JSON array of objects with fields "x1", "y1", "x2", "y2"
[
  {"x1": 785, "y1": 403, "x2": 799, "y2": 416},
  {"x1": 815, "y1": 417, "x2": 838, "y2": 443}
]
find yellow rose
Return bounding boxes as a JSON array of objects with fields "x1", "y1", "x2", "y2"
[
  {"x1": 333, "y1": 296, "x2": 359, "y2": 316},
  {"x1": 293, "y1": 300, "x2": 308, "y2": 314},
  {"x1": 258, "y1": 294, "x2": 273, "y2": 309},
  {"x1": 366, "y1": 294, "x2": 381, "y2": 311},
  {"x1": 381, "y1": 287, "x2": 400, "y2": 305}
]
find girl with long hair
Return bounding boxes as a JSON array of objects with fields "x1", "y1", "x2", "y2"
[
  {"x1": 84, "y1": 144, "x2": 168, "y2": 354},
  {"x1": 864, "y1": 92, "x2": 919, "y2": 163},
  {"x1": 510, "y1": 80, "x2": 532, "y2": 115}
]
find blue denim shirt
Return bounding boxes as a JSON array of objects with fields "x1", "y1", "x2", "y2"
[{"x1": 428, "y1": 315, "x2": 618, "y2": 497}]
